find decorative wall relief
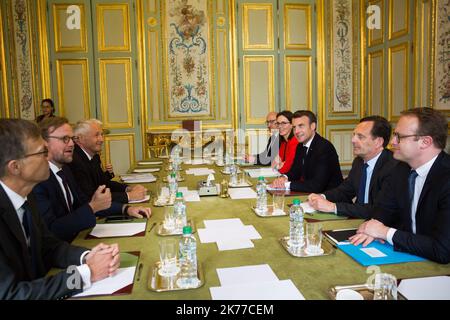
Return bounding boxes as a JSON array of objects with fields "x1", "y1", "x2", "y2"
[
  {"x1": 163, "y1": 0, "x2": 214, "y2": 119},
  {"x1": 435, "y1": 0, "x2": 450, "y2": 109},
  {"x1": 12, "y1": 0, "x2": 35, "y2": 120},
  {"x1": 332, "y1": 0, "x2": 354, "y2": 113}
]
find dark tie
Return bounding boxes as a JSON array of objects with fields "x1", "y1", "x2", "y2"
[
  {"x1": 57, "y1": 170, "x2": 73, "y2": 211},
  {"x1": 408, "y1": 170, "x2": 419, "y2": 205},
  {"x1": 357, "y1": 163, "x2": 369, "y2": 205},
  {"x1": 21, "y1": 201, "x2": 32, "y2": 239},
  {"x1": 299, "y1": 146, "x2": 308, "y2": 181}
]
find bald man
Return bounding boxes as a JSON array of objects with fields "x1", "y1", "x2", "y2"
[{"x1": 245, "y1": 112, "x2": 279, "y2": 166}]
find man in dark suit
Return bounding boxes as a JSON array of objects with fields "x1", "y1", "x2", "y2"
[
  {"x1": 0, "y1": 119, "x2": 120, "y2": 299},
  {"x1": 270, "y1": 110, "x2": 343, "y2": 193},
  {"x1": 245, "y1": 112, "x2": 279, "y2": 166},
  {"x1": 32, "y1": 117, "x2": 151, "y2": 242},
  {"x1": 308, "y1": 116, "x2": 398, "y2": 219},
  {"x1": 351, "y1": 108, "x2": 450, "y2": 264},
  {"x1": 68, "y1": 119, "x2": 147, "y2": 203}
]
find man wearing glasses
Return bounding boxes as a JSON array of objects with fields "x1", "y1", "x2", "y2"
[
  {"x1": 350, "y1": 108, "x2": 450, "y2": 264},
  {"x1": 31, "y1": 117, "x2": 151, "y2": 242},
  {"x1": 245, "y1": 112, "x2": 279, "y2": 166},
  {"x1": 0, "y1": 119, "x2": 121, "y2": 299}
]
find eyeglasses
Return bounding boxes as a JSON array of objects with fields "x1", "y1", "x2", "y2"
[
  {"x1": 48, "y1": 135, "x2": 78, "y2": 144},
  {"x1": 392, "y1": 132, "x2": 421, "y2": 143},
  {"x1": 265, "y1": 120, "x2": 276, "y2": 125},
  {"x1": 276, "y1": 121, "x2": 290, "y2": 127},
  {"x1": 23, "y1": 147, "x2": 48, "y2": 159}
]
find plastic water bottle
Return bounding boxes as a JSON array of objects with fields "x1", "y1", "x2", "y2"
[
  {"x1": 230, "y1": 164, "x2": 238, "y2": 185},
  {"x1": 173, "y1": 192, "x2": 187, "y2": 231},
  {"x1": 177, "y1": 226, "x2": 199, "y2": 288},
  {"x1": 289, "y1": 199, "x2": 304, "y2": 248},
  {"x1": 255, "y1": 176, "x2": 268, "y2": 213},
  {"x1": 168, "y1": 173, "x2": 178, "y2": 196}
]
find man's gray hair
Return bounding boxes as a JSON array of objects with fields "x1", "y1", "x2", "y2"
[{"x1": 73, "y1": 119, "x2": 103, "y2": 136}]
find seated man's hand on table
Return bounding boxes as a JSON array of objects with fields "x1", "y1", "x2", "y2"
[
  {"x1": 86, "y1": 243, "x2": 121, "y2": 281},
  {"x1": 126, "y1": 184, "x2": 148, "y2": 201},
  {"x1": 308, "y1": 193, "x2": 336, "y2": 213},
  {"x1": 270, "y1": 176, "x2": 288, "y2": 189},
  {"x1": 349, "y1": 220, "x2": 386, "y2": 247},
  {"x1": 126, "y1": 206, "x2": 151, "y2": 219}
]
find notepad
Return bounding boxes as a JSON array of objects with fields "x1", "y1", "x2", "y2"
[
  {"x1": 398, "y1": 276, "x2": 450, "y2": 300},
  {"x1": 128, "y1": 194, "x2": 150, "y2": 204},
  {"x1": 245, "y1": 168, "x2": 280, "y2": 178},
  {"x1": 133, "y1": 168, "x2": 160, "y2": 173},
  {"x1": 338, "y1": 241, "x2": 426, "y2": 266},
  {"x1": 89, "y1": 222, "x2": 147, "y2": 238},
  {"x1": 324, "y1": 228, "x2": 358, "y2": 245}
]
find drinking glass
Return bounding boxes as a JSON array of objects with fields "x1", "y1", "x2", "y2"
[
  {"x1": 158, "y1": 238, "x2": 180, "y2": 277},
  {"x1": 305, "y1": 223, "x2": 323, "y2": 255},
  {"x1": 373, "y1": 273, "x2": 398, "y2": 300},
  {"x1": 272, "y1": 193, "x2": 285, "y2": 214}
]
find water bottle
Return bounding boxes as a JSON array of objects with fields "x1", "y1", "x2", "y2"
[
  {"x1": 255, "y1": 176, "x2": 268, "y2": 213},
  {"x1": 168, "y1": 173, "x2": 178, "y2": 196},
  {"x1": 173, "y1": 192, "x2": 187, "y2": 231},
  {"x1": 177, "y1": 226, "x2": 199, "y2": 288},
  {"x1": 289, "y1": 199, "x2": 305, "y2": 248},
  {"x1": 230, "y1": 164, "x2": 238, "y2": 185}
]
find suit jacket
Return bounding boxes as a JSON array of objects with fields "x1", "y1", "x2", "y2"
[
  {"x1": 372, "y1": 151, "x2": 450, "y2": 264},
  {"x1": 323, "y1": 149, "x2": 398, "y2": 219},
  {"x1": 68, "y1": 144, "x2": 128, "y2": 203},
  {"x1": 0, "y1": 184, "x2": 87, "y2": 299},
  {"x1": 31, "y1": 165, "x2": 123, "y2": 242},
  {"x1": 256, "y1": 134, "x2": 279, "y2": 166},
  {"x1": 286, "y1": 133, "x2": 343, "y2": 193}
]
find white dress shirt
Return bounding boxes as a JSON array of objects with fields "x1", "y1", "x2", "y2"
[
  {"x1": 49, "y1": 162, "x2": 73, "y2": 211},
  {"x1": 386, "y1": 154, "x2": 439, "y2": 244},
  {"x1": 363, "y1": 151, "x2": 383, "y2": 204}
]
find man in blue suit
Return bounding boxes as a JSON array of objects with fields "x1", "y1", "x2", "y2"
[{"x1": 32, "y1": 117, "x2": 151, "y2": 242}]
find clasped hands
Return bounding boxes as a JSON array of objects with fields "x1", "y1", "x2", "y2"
[{"x1": 85, "y1": 243, "x2": 120, "y2": 282}]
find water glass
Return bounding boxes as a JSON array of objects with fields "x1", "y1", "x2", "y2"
[
  {"x1": 163, "y1": 206, "x2": 176, "y2": 231},
  {"x1": 158, "y1": 238, "x2": 180, "y2": 277},
  {"x1": 272, "y1": 193, "x2": 285, "y2": 214},
  {"x1": 305, "y1": 223, "x2": 323, "y2": 255},
  {"x1": 373, "y1": 273, "x2": 398, "y2": 300}
]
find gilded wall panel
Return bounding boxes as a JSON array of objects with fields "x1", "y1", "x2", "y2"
[
  {"x1": 388, "y1": 43, "x2": 409, "y2": 120},
  {"x1": 285, "y1": 56, "x2": 312, "y2": 111},
  {"x1": 284, "y1": 4, "x2": 311, "y2": 50},
  {"x1": 243, "y1": 4, "x2": 273, "y2": 50},
  {"x1": 56, "y1": 59, "x2": 90, "y2": 123},
  {"x1": 97, "y1": 4, "x2": 130, "y2": 52},
  {"x1": 368, "y1": 51, "x2": 383, "y2": 116},
  {"x1": 99, "y1": 59, "x2": 133, "y2": 128},
  {"x1": 104, "y1": 134, "x2": 135, "y2": 174},
  {"x1": 53, "y1": 4, "x2": 87, "y2": 52},
  {"x1": 244, "y1": 56, "x2": 275, "y2": 124}
]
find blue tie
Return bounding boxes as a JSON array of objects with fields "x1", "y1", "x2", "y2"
[
  {"x1": 21, "y1": 201, "x2": 32, "y2": 239},
  {"x1": 408, "y1": 170, "x2": 419, "y2": 205},
  {"x1": 357, "y1": 163, "x2": 369, "y2": 204}
]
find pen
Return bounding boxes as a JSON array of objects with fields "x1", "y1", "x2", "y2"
[
  {"x1": 148, "y1": 222, "x2": 156, "y2": 233},
  {"x1": 137, "y1": 263, "x2": 143, "y2": 281}
]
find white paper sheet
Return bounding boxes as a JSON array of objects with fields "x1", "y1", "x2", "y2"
[
  {"x1": 121, "y1": 173, "x2": 156, "y2": 183},
  {"x1": 184, "y1": 191, "x2": 201, "y2": 202},
  {"x1": 210, "y1": 280, "x2": 305, "y2": 300},
  {"x1": 74, "y1": 267, "x2": 136, "y2": 298},
  {"x1": 89, "y1": 222, "x2": 147, "y2": 238},
  {"x1": 133, "y1": 168, "x2": 160, "y2": 173},
  {"x1": 360, "y1": 247, "x2": 387, "y2": 258},
  {"x1": 138, "y1": 161, "x2": 162, "y2": 165},
  {"x1": 185, "y1": 168, "x2": 216, "y2": 176},
  {"x1": 216, "y1": 264, "x2": 279, "y2": 287},
  {"x1": 228, "y1": 188, "x2": 257, "y2": 199},
  {"x1": 216, "y1": 239, "x2": 254, "y2": 251},
  {"x1": 128, "y1": 195, "x2": 150, "y2": 204},
  {"x1": 398, "y1": 276, "x2": 450, "y2": 300},
  {"x1": 198, "y1": 225, "x2": 261, "y2": 244},
  {"x1": 203, "y1": 218, "x2": 244, "y2": 229},
  {"x1": 266, "y1": 186, "x2": 289, "y2": 191},
  {"x1": 245, "y1": 168, "x2": 280, "y2": 178}
]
